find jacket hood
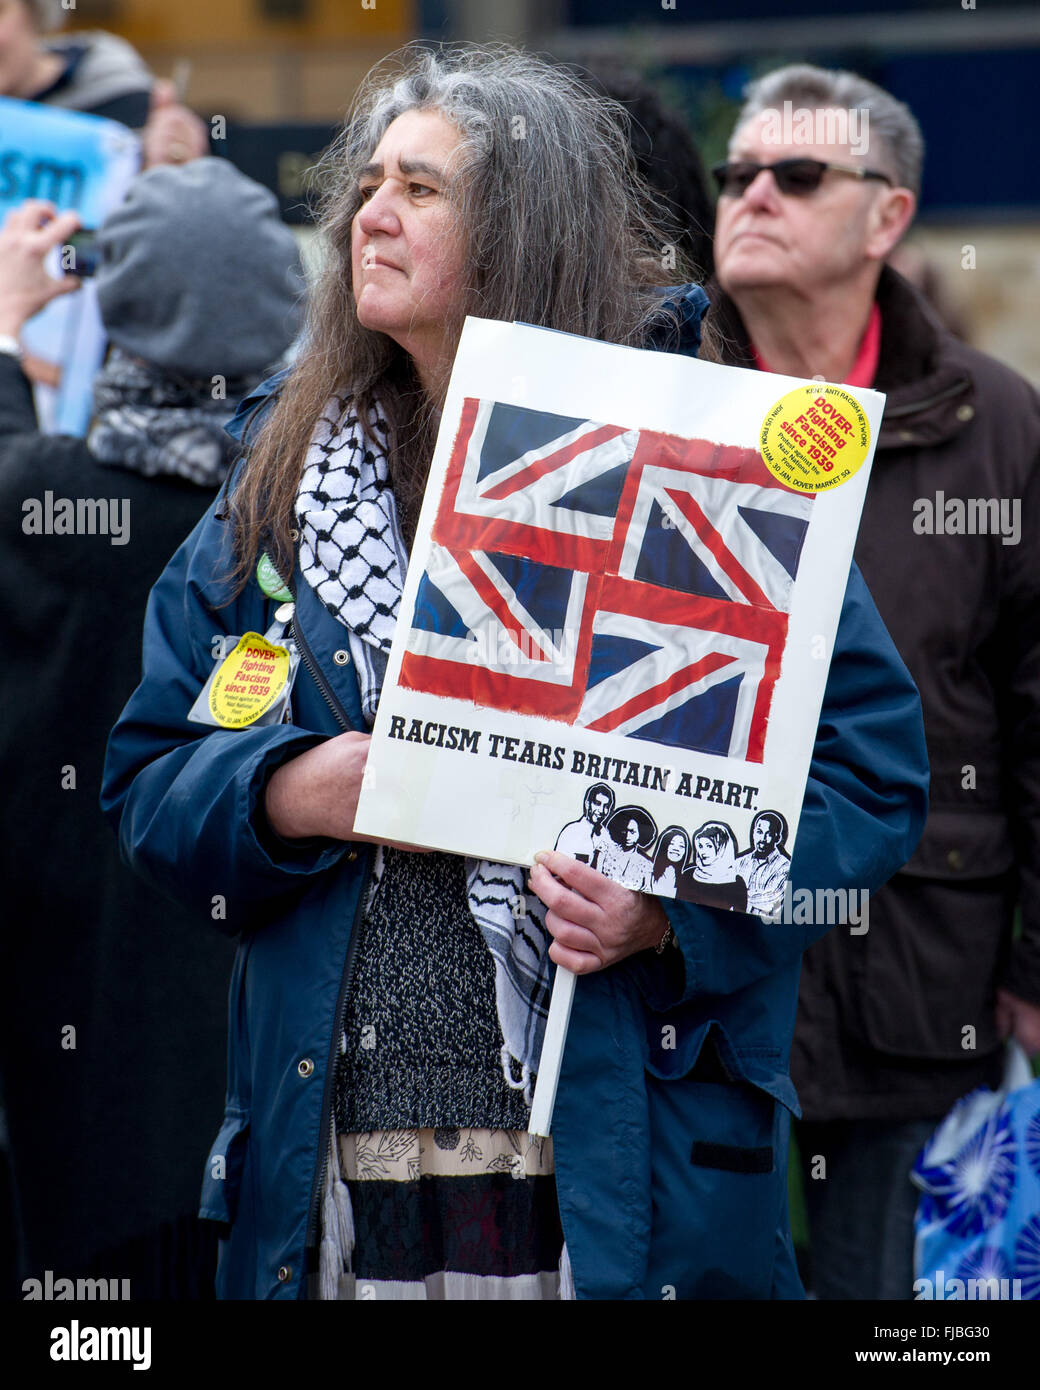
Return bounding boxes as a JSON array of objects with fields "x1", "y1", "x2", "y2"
[
  {"x1": 42, "y1": 30, "x2": 152, "y2": 109},
  {"x1": 224, "y1": 366, "x2": 293, "y2": 447}
]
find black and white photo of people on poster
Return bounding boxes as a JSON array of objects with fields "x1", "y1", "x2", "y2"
[
  {"x1": 355, "y1": 318, "x2": 885, "y2": 911},
  {"x1": 552, "y1": 786, "x2": 791, "y2": 916}
]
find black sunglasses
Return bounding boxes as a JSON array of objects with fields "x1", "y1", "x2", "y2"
[{"x1": 711, "y1": 158, "x2": 893, "y2": 198}]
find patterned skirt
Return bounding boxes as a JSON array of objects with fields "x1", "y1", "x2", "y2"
[{"x1": 327, "y1": 1126, "x2": 564, "y2": 1300}]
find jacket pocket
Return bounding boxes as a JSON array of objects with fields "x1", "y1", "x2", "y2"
[
  {"x1": 643, "y1": 1023, "x2": 794, "y2": 1299},
  {"x1": 644, "y1": 1019, "x2": 799, "y2": 1174},
  {"x1": 199, "y1": 1106, "x2": 251, "y2": 1226},
  {"x1": 645, "y1": 1016, "x2": 800, "y2": 1114}
]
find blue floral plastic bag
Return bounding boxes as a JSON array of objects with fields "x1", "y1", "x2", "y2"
[{"x1": 912, "y1": 1044, "x2": 1040, "y2": 1300}]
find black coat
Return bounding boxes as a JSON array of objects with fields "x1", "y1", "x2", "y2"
[
  {"x1": 0, "y1": 356, "x2": 235, "y2": 1293},
  {"x1": 713, "y1": 267, "x2": 1040, "y2": 1121}
]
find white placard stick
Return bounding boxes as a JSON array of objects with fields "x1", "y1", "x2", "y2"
[{"x1": 527, "y1": 965, "x2": 576, "y2": 1137}]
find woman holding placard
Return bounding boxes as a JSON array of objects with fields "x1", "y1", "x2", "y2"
[{"x1": 103, "y1": 44, "x2": 928, "y2": 1301}]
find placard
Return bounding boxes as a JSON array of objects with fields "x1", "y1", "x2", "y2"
[
  {"x1": 0, "y1": 97, "x2": 140, "y2": 434},
  {"x1": 355, "y1": 316, "x2": 885, "y2": 918}
]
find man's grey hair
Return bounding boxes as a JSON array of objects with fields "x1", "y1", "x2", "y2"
[{"x1": 733, "y1": 63, "x2": 924, "y2": 198}]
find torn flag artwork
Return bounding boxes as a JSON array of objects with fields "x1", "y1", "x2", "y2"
[{"x1": 401, "y1": 397, "x2": 814, "y2": 763}]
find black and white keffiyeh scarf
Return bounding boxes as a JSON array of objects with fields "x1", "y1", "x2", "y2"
[
  {"x1": 295, "y1": 394, "x2": 554, "y2": 1099},
  {"x1": 87, "y1": 348, "x2": 250, "y2": 486}
]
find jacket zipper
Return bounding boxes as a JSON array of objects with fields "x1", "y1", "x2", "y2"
[
  {"x1": 284, "y1": 586, "x2": 372, "y2": 1279},
  {"x1": 288, "y1": 611, "x2": 352, "y2": 732},
  {"x1": 303, "y1": 867, "x2": 369, "y2": 1265}
]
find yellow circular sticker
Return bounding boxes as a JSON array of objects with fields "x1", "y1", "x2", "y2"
[
  {"x1": 208, "y1": 632, "x2": 290, "y2": 729},
  {"x1": 759, "y1": 384, "x2": 870, "y2": 494}
]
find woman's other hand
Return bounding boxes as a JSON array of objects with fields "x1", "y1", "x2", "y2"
[
  {"x1": 264, "y1": 731, "x2": 427, "y2": 852},
  {"x1": 527, "y1": 848, "x2": 670, "y2": 974}
]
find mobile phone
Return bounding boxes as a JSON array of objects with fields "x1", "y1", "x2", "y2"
[{"x1": 62, "y1": 230, "x2": 101, "y2": 278}]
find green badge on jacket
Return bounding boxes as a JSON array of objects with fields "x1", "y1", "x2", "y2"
[{"x1": 257, "y1": 553, "x2": 293, "y2": 603}]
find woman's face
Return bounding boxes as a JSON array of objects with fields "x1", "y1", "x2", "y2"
[
  {"x1": 666, "y1": 834, "x2": 685, "y2": 864},
  {"x1": 351, "y1": 108, "x2": 469, "y2": 387},
  {"x1": 695, "y1": 834, "x2": 719, "y2": 867}
]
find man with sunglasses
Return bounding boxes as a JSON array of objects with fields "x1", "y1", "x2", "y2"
[{"x1": 709, "y1": 63, "x2": 1040, "y2": 1301}]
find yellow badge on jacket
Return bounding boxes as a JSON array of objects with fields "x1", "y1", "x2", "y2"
[
  {"x1": 759, "y1": 383, "x2": 870, "y2": 494},
  {"x1": 205, "y1": 633, "x2": 291, "y2": 729}
]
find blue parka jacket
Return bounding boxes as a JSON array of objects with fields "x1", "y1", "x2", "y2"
[{"x1": 102, "y1": 289, "x2": 929, "y2": 1300}]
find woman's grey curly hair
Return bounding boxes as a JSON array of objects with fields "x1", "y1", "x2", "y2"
[{"x1": 231, "y1": 42, "x2": 702, "y2": 585}]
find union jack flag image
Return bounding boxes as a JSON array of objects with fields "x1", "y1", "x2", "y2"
[{"x1": 400, "y1": 398, "x2": 814, "y2": 762}]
